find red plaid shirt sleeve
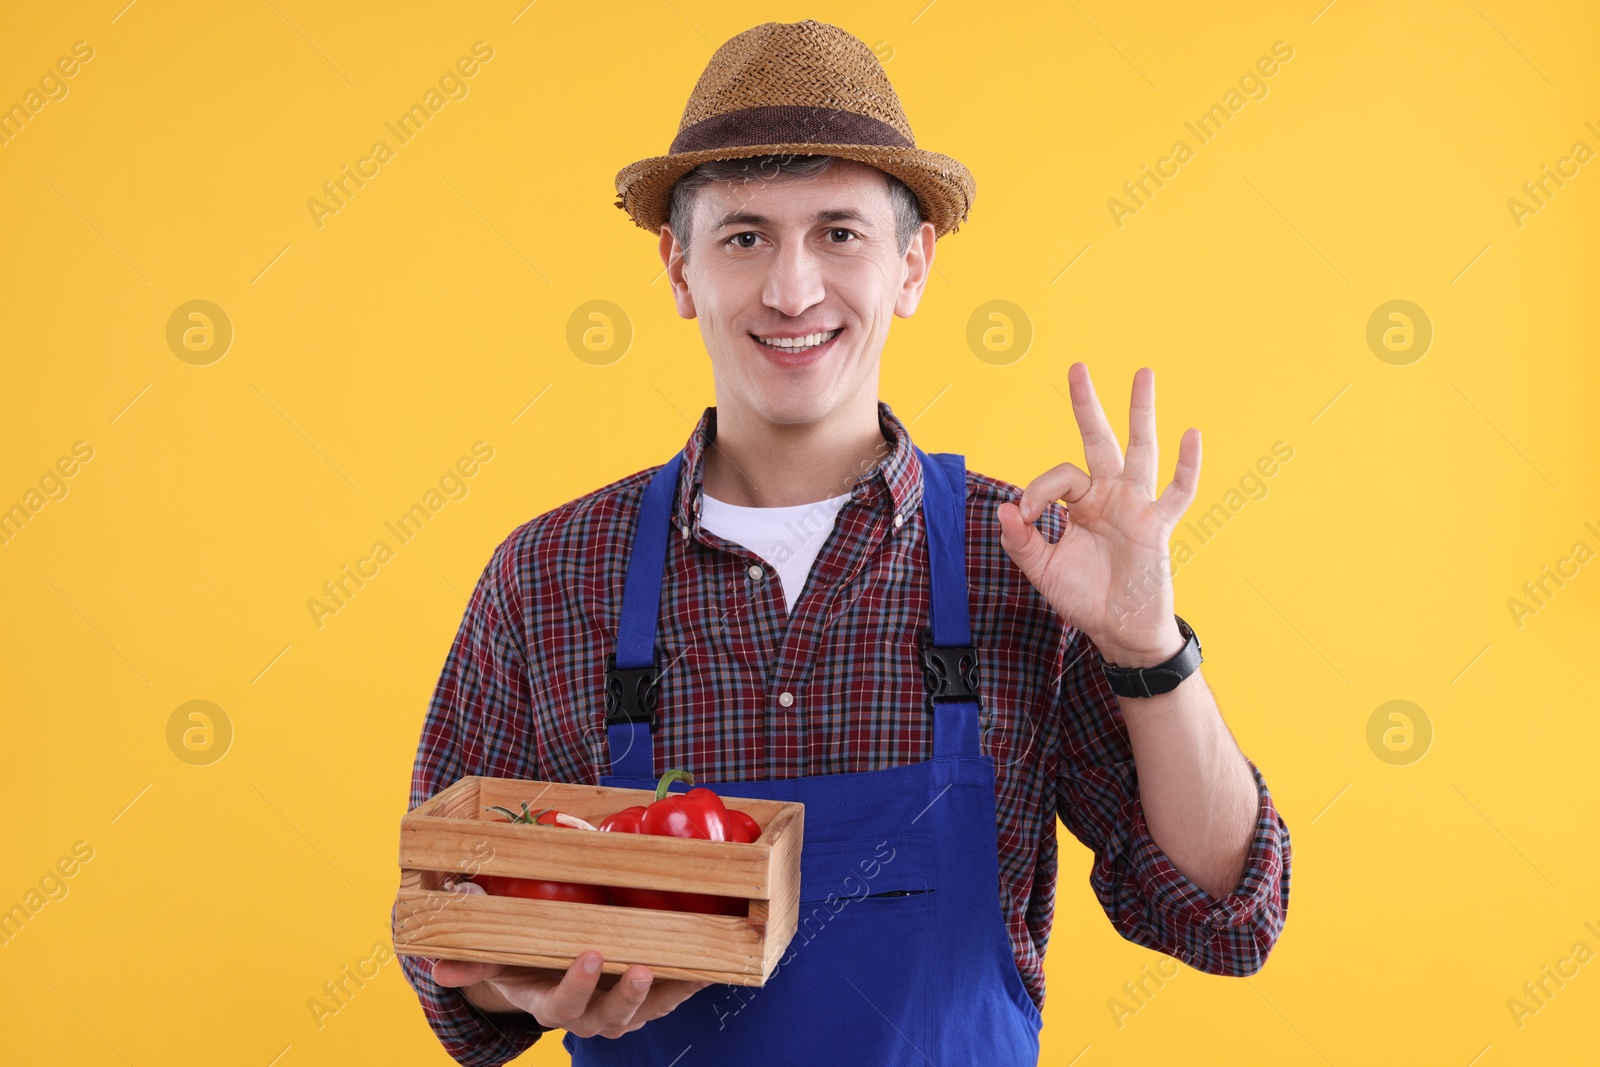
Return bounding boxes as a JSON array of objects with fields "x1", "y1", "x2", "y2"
[
  {"x1": 395, "y1": 538, "x2": 554, "y2": 1066},
  {"x1": 1055, "y1": 628, "x2": 1292, "y2": 975}
]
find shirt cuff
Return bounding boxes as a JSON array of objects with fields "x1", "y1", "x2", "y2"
[
  {"x1": 397, "y1": 951, "x2": 552, "y2": 1066},
  {"x1": 1117, "y1": 756, "x2": 1291, "y2": 973}
]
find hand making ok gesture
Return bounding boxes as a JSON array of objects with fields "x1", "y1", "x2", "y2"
[{"x1": 996, "y1": 362, "x2": 1201, "y2": 668}]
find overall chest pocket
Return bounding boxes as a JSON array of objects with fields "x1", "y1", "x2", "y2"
[
  {"x1": 797, "y1": 832, "x2": 937, "y2": 905},
  {"x1": 760, "y1": 832, "x2": 938, "y2": 1054}
]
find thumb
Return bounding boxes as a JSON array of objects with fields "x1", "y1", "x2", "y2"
[
  {"x1": 432, "y1": 958, "x2": 503, "y2": 988},
  {"x1": 997, "y1": 500, "x2": 1051, "y2": 584}
]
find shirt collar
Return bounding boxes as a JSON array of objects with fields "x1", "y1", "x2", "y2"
[{"x1": 672, "y1": 400, "x2": 924, "y2": 538}]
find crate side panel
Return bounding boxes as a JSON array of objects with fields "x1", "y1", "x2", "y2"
[
  {"x1": 761, "y1": 805, "x2": 803, "y2": 976},
  {"x1": 393, "y1": 890, "x2": 771, "y2": 984},
  {"x1": 400, "y1": 821, "x2": 775, "y2": 897}
]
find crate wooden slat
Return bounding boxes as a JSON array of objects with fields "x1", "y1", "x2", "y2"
[{"x1": 393, "y1": 776, "x2": 804, "y2": 986}]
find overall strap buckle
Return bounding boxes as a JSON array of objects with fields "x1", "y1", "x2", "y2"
[
  {"x1": 604, "y1": 652, "x2": 661, "y2": 732},
  {"x1": 918, "y1": 628, "x2": 982, "y2": 713}
]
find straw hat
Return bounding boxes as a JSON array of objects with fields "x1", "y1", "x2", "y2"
[{"x1": 613, "y1": 19, "x2": 976, "y2": 240}]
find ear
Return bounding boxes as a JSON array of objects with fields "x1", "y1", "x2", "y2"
[
  {"x1": 893, "y1": 220, "x2": 937, "y2": 318},
  {"x1": 660, "y1": 225, "x2": 697, "y2": 319}
]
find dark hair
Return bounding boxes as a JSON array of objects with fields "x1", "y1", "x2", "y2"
[{"x1": 666, "y1": 154, "x2": 923, "y2": 262}]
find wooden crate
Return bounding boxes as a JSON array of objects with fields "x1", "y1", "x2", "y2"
[{"x1": 393, "y1": 776, "x2": 804, "y2": 987}]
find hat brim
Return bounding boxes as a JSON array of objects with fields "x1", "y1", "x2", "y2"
[{"x1": 614, "y1": 143, "x2": 976, "y2": 240}]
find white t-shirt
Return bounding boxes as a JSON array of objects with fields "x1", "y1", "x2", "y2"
[{"x1": 700, "y1": 489, "x2": 854, "y2": 614}]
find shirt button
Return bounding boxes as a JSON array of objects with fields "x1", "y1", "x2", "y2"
[
  {"x1": 893, "y1": 513, "x2": 904, "y2": 529},
  {"x1": 777, "y1": 691, "x2": 795, "y2": 708},
  {"x1": 680, "y1": 523, "x2": 690, "y2": 539},
  {"x1": 747, "y1": 564, "x2": 764, "y2": 580}
]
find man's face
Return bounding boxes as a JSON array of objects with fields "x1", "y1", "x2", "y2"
[{"x1": 660, "y1": 158, "x2": 935, "y2": 428}]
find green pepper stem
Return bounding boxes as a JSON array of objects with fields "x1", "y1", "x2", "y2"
[
  {"x1": 485, "y1": 802, "x2": 533, "y2": 823},
  {"x1": 655, "y1": 767, "x2": 695, "y2": 801}
]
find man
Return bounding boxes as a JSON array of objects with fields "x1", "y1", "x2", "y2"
[{"x1": 398, "y1": 19, "x2": 1290, "y2": 1066}]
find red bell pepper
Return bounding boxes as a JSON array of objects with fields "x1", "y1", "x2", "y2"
[
  {"x1": 590, "y1": 802, "x2": 677, "y2": 912},
  {"x1": 597, "y1": 769, "x2": 761, "y2": 915},
  {"x1": 726, "y1": 808, "x2": 762, "y2": 843},
  {"x1": 472, "y1": 801, "x2": 608, "y2": 906}
]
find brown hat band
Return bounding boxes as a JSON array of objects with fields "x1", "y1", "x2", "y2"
[{"x1": 669, "y1": 105, "x2": 914, "y2": 154}]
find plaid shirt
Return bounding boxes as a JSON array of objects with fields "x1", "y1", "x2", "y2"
[{"x1": 397, "y1": 400, "x2": 1292, "y2": 1066}]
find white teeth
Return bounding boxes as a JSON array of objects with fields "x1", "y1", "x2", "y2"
[{"x1": 756, "y1": 328, "x2": 840, "y2": 349}]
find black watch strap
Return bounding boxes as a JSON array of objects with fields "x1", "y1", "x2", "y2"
[{"x1": 1099, "y1": 615, "x2": 1202, "y2": 698}]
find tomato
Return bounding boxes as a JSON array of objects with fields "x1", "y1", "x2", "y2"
[
  {"x1": 475, "y1": 801, "x2": 607, "y2": 905},
  {"x1": 473, "y1": 873, "x2": 609, "y2": 906}
]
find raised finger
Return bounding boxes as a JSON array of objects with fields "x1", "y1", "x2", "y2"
[
  {"x1": 1068, "y1": 362, "x2": 1124, "y2": 479},
  {"x1": 1153, "y1": 427, "x2": 1202, "y2": 527},
  {"x1": 1123, "y1": 367, "x2": 1159, "y2": 494}
]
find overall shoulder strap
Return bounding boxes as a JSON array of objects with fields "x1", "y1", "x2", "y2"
[
  {"x1": 605, "y1": 453, "x2": 682, "y2": 779},
  {"x1": 914, "y1": 448, "x2": 982, "y2": 759}
]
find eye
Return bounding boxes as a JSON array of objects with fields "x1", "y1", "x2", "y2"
[
  {"x1": 828, "y1": 228, "x2": 859, "y2": 242},
  {"x1": 726, "y1": 232, "x2": 761, "y2": 249}
]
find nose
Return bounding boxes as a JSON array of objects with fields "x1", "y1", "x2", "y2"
[{"x1": 760, "y1": 240, "x2": 826, "y2": 320}]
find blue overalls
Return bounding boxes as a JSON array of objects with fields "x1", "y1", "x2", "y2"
[{"x1": 564, "y1": 445, "x2": 1043, "y2": 1065}]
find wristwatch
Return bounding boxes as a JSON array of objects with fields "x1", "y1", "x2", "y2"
[{"x1": 1099, "y1": 615, "x2": 1202, "y2": 698}]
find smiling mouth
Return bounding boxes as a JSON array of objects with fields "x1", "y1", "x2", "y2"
[{"x1": 750, "y1": 328, "x2": 843, "y2": 355}]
